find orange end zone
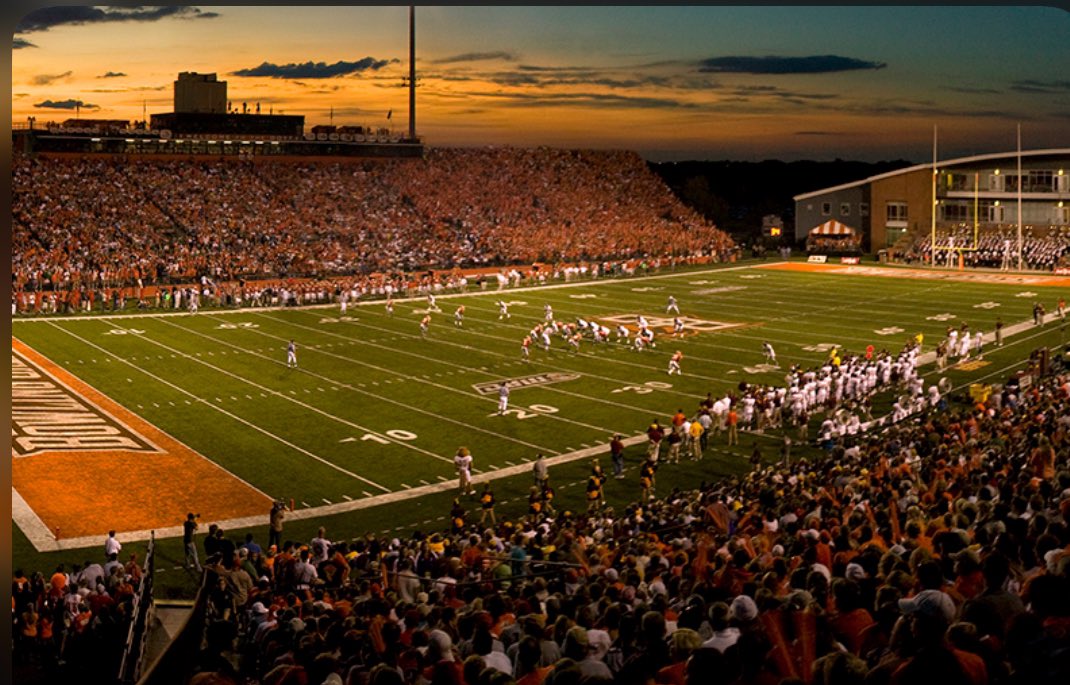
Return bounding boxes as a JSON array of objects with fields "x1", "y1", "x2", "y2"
[
  {"x1": 12, "y1": 338, "x2": 272, "y2": 542},
  {"x1": 757, "y1": 262, "x2": 1070, "y2": 287}
]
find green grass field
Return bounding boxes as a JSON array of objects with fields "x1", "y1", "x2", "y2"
[{"x1": 12, "y1": 259, "x2": 1070, "y2": 596}]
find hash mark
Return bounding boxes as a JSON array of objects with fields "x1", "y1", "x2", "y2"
[
  {"x1": 301, "y1": 501, "x2": 310, "y2": 508},
  {"x1": 342, "y1": 495, "x2": 353, "y2": 501},
  {"x1": 362, "y1": 491, "x2": 374, "y2": 497},
  {"x1": 400, "y1": 483, "x2": 412, "y2": 489},
  {"x1": 322, "y1": 498, "x2": 332, "y2": 505},
  {"x1": 419, "y1": 479, "x2": 430, "y2": 485}
]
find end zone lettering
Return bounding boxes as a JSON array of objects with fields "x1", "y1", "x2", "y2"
[
  {"x1": 472, "y1": 372, "x2": 580, "y2": 395},
  {"x1": 11, "y1": 352, "x2": 160, "y2": 457}
]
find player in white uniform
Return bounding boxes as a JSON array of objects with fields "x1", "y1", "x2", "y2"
[
  {"x1": 642, "y1": 326, "x2": 656, "y2": 348},
  {"x1": 287, "y1": 340, "x2": 298, "y2": 368},
  {"x1": 616, "y1": 324, "x2": 630, "y2": 344},
  {"x1": 763, "y1": 341, "x2": 778, "y2": 366},
  {"x1": 973, "y1": 330, "x2": 984, "y2": 358},
  {"x1": 497, "y1": 300, "x2": 510, "y2": 320},
  {"x1": 427, "y1": 293, "x2": 441, "y2": 313},
  {"x1": 666, "y1": 295, "x2": 680, "y2": 315},
  {"x1": 541, "y1": 329, "x2": 553, "y2": 351},
  {"x1": 497, "y1": 382, "x2": 511, "y2": 415},
  {"x1": 673, "y1": 317, "x2": 684, "y2": 336},
  {"x1": 637, "y1": 315, "x2": 649, "y2": 330},
  {"x1": 385, "y1": 297, "x2": 394, "y2": 317},
  {"x1": 420, "y1": 314, "x2": 431, "y2": 337},
  {"x1": 454, "y1": 448, "x2": 474, "y2": 495},
  {"x1": 668, "y1": 350, "x2": 683, "y2": 375},
  {"x1": 340, "y1": 292, "x2": 348, "y2": 315},
  {"x1": 957, "y1": 331, "x2": 972, "y2": 360},
  {"x1": 544, "y1": 304, "x2": 554, "y2": 322},
  {"x1": 454, "y1": 305, "x2": 465, "y2": 327}
]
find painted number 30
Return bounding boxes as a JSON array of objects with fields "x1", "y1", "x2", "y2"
[{"x1": 612, "y1": 381, "x2": 673, "y2": 394}]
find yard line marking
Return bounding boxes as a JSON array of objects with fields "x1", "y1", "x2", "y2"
[
  {"x1": 363, "y1": 491, "x2": 374, "y2": 498},
  {"x1": 504, "y1": 460, "x2": 516, "y2": 466},
  {"x1": 436, "y1": 476, "x2": 448, "y2": 482},
  {"x1": 322, "y1": 498, "x2": 332, "y2": 505},
  {"x1": 256, "y1": 312, "x2": 626, "y2": 438},
  {"x1": 342, "y1": 495, "x2": 353, "y2": 501},
  {"x1": 46, "y1": 322, "x2": 392, "y2": 494},
  {"x1": 301, "y1": 501, "x2": 310, "y2": 508},
  {"x1": 400, "y1": 483, "x2": 412, "y2": 489},
  {"x1": 182, "y1": 316, "x2": 564, "y2": 453},
  {"x1": 419, "y1": 479, "x2": 430, "y2": 485}
]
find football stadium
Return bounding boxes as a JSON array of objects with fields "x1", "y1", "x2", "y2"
[{"x1": 10, "y1": 7, "x2": 1070, "y2": 685}]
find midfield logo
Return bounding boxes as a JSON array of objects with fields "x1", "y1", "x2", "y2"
[{"x1": 472, "y1": 372, "x2": 580, "y2": 395}]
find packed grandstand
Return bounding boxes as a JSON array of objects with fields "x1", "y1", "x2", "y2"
[
  {"x1": 10, "y1": 146, "x2": 1070, "y2": 685},
  {"x1": 11, "y1": 148, "x2": 735, "y2": 298}
]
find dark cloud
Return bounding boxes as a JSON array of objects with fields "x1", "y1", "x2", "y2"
[
  {"x1": 697, "y1": 55, "x2": 886, "y2": 74},
  {"x1": 472, "y1": 90, "x2": 698, "y2": 110},
  {"x1": 98, "y1": 71, "x2": 127, "y2": 79},
  {"x1": 32, "y1": 71, "x2": 72, "y2": 86},
  {"x1": 13, "y1": 37, "x2": 35, "y2": 49},
  {"x1": 432, "y1": 51, "x2": 517, "y2": 64},
  {"x1": 16, "y1": 6, "x2": 219, "y2": 34},
  {"x1": 1009, "y1": 79, "x2": 1070, "y2": 94},
  {"x1": 34, "y1": 99, "x2": 99, "y2": 110},
  {"x1": 945, "y1": 85, "x2": 1002, "y2": 95},
  {"x1": 83, "y1": 86, "x2": 167, "y2": 93},
  {"x1": 231, "y1": 57, "x2": 399, "y2": 79}
]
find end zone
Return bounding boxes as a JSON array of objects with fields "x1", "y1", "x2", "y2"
[{"x1": 11, "y1": 338, "x2": 273, "y2": 551}]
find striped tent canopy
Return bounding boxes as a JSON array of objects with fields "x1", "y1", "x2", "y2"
[{"x1": 808, "y1": 220, "x2": 857, "y2": 236}]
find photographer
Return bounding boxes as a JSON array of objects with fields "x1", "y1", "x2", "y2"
[
  {"x1": 183, "y1": 512, "x2": 202, "y2": 573},
  {"x1": 269, "y1": 500, "x2": 286, "y2": 549}
]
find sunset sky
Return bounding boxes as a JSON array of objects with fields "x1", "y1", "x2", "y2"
[{"x1": 10, "y1": 5, "x2": 1070, "y2": 161}]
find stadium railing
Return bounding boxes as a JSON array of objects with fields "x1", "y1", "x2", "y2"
[
  {"x1": 118, "y1": 531, "x2": 156, "y2": 684},
  {"x1": 133, "y1": 567, "x2": 211, "y2": 685}
]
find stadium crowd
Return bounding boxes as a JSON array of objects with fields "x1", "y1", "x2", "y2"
[
  {"x1": 16, "y1": 360, "x2": 1057, "y2": 685},
  {"x1": 12, "y1": 148, "x2": 735, "y2": 299},
  {"x1": 900, "y1": 228, "x2": 1070, "y2": 271}
]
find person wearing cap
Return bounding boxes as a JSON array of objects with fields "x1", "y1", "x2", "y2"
[{"x1": 893, "y1": 589, "x2": 984, "y2": 685}]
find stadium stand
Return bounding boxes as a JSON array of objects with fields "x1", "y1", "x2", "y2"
[
  {"x1": 11, "y1": 148, "x2": 734, "y2": 300},
  {"x1": 900, "y1": 227, "x2": 1070, "y2": 271},
  {"x1": 15, "y1": 358, "x2": 1060, "y2": 685}
]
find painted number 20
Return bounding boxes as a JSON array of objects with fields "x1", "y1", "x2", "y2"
[{"x1": 612, "y1": 381, "x2": 672, "y2": 394}]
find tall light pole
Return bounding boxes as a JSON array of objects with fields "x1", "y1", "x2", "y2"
[{"x1": 409, "y1": 5, "x2": 416, "y2": 142}]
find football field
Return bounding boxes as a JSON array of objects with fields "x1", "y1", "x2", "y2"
[{"x1": 11, "y1": 260, "x2": 1070, "y2": 581}]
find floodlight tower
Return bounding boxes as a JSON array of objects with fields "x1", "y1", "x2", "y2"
[{"x1": 409, "y1": 5, "x2": 416, "y2": 142}]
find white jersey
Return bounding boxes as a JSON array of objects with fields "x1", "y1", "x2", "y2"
[{"x1": 455, "y1": 453, "x2": 473, "y2": 477}]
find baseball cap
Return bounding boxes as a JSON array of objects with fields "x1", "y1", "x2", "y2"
[
  {"x1": 898, "y1": 589, "x2": 955, "y2": 623},
  {"x1": 251, "y1": 601, "x2": 269, "y2": 615},
  {"x1": 729, "y1": 595, "x2": 759, "y2": 622}
]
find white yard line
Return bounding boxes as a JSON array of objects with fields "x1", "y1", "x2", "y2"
[
  {"x1": 45, "y1": 322, "x2": 393, "y2": 491},
  {"x1": 33, "y1": 433, "x2": 653, "y2": 551},
  {"x1": 157, "y1": 317, "x2": 566, "y2": 453}
]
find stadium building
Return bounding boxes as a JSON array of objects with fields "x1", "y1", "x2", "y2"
[{"x1": 793, "y1": 148, "x2": 1070, "y2": 256}]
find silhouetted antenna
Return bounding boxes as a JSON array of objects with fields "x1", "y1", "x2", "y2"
[{"x1": 409, "y1": 5, "x2": 416, "y2": 141}]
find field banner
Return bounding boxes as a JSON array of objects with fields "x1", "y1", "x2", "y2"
[
  {"x1": 1055, "y1": 267, "x2": 1070, "y2": 276},
  {"x1": 807, "y1": 255, "x2": 827, "y2": 263},
  {"x1": 11, "y1": 338, "x2": 271, "y2": 550},
  {"x1": 840, "y1": 257, "x2": 861, "y2": 265}
]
